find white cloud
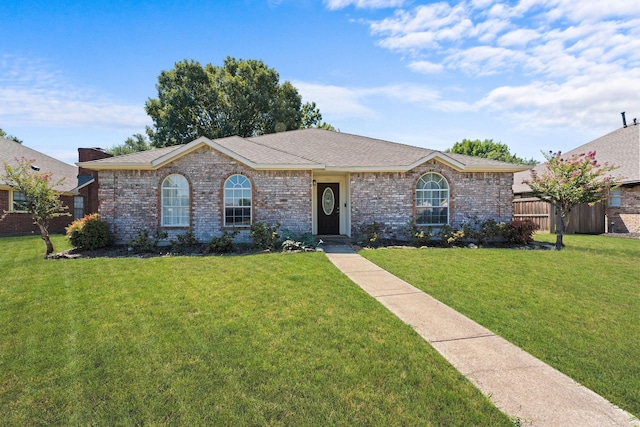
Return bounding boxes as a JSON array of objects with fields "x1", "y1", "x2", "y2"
[
  {"x1": 324, "y1": 0, "x2": 405, "y2": 10},
  {"x1": 476, "y1": 68, "x2": 640, "y2": 128},
  {"x1": 378, "y1": 31, "x2": 439, "y2": 50},
  {"x1": 292, "y1": 81, "x2": 378, "y2": 119},
  {"x1": 408, "y1": 60, "x2": 444, "y2": 74},
  {"x1": 446, "y1": 46, "x2": 528, "y2": 76},
  {"x1": 370, "y1": 3, "x2": 467, "y2": 36},
  {"x1": 497, "y1": 28, "x2": 541, "y2": 47},
  {"x1": 472, "y1": 18, "x2": 512, "y2": 43},
  {"x1": 0, "y1": 55, "x2": 149, "y2": 130},
  {"x1": 548, "y1": 0, "x2": 640, "y2": 22},
  {"x1": 292, "y1": 80, "x2": 469, "y2": 119}
]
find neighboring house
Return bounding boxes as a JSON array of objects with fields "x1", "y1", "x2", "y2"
[
  {"x1": 78, "y1": 129, "x2": 529, "y2": 244},
  {"x1": 0, "y1": 139, "x2": 109, "y2": 237},
  {"x1": 513, "y1": 124, "x2": 640, "y2": 234}
]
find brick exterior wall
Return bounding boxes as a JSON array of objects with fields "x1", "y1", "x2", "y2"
[
  {"x1": 96, "y1": 150, "x2": 516, "y2": 244},
  {"x1": 98, "y1": 146, "x2": 313, "y2": 244},
  {"x1": 0, "y1": 191, "x2": 75, "y2": 237},
  {"x1": 607, "y1": 185, "x2": 640, "y2": 233},
  {"x1": 350, "y1": 160, "x2": 514, "y2": 239}
]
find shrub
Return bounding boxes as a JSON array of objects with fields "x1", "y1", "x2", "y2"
[
  {"x1": 280, "y1": 231, "x2": 315, "y2": 252},
  {"x1": 359, "y1": 221, "x2": 385, "y2": 248},
  {"x1": 170, "y1": 230, "x2": 199, "y2": 254},
  {"x1": 455, "y1": 216, "x2": 511, "y2": 245},
  {"x1": 129, "y1": 228, "x2": 168, "y2": 253},
  {"x1": 207, "y1": 230, "x2": 238, "y2": 254},
  {"x1": 405, "y1": 221, "x2": 433, "y2": 247},
  {"x1": 437, "y1": 224, "x2": 465, "y2": 246},
  {"x1": 66, "y1": 213, "x2": 110, "y2": 250},
  {"x1": 506, "y1": 219, "x2": 539, "y2": 245},
  {"x1": 281, "y1": 235, "x2": 316, "y2": 252},
  {"x1": 250, "y1": 222, "x2": 281, "y2": 250}
]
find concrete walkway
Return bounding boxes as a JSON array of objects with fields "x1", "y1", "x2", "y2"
[{"x1": 322, "y1": 243, "x2": 639, "y2": 426}]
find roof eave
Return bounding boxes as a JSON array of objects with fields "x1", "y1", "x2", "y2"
[
  {"x1": 69, "y1": 178, "x2": 95, "y2": 193},
  {"x1": 464, "y1": 165, "x2": 532, "y2": 173},
  {"x1": 77, "y1": 162, "x2": 156, "y2": 171},
  {"x1": 0, "y1": 183, "x2": 78, "y2": 195},
  {"x1": 620, "y1": 178, "x2": 640, "y2": 186},
  {"x1": 416, "y1": 152, "x2": 466, "y2": 171}
]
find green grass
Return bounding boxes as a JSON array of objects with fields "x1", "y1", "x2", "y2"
[
  {"x1": 0, "y1": 235, "x2": 512, "y2": 426},
  {"x1": 360, "y1": 233, "x2": 640, "y2": 418}
]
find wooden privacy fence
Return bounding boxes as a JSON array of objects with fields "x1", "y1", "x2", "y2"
[{"x1": 512, "y1": 197, "x2": 605, "y2": 234}]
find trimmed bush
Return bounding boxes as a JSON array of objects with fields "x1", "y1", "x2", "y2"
[
  {"x1": 405, "y1": 221, "x2": 433, "y2": 247},
  {"x1": 250, "y1": 222, "x2": 281, "y2": 250},
  {"x1": 207, "y1": 230, "x2": 238, "y2": 254},
  {"x1": 66, "y1": 213, "x2": 110, "y2": 250},
  {"x1": 506, "y1": 219, "x2": 539, "y2": 244},
  {"x1": 358, "y1": 221, "x2": 385, "y2": 247},
  {"x1": 129, "y1": 228, "x2": 168, "y2": 253},
  {"x1": 170, "y1": 230, "x2": 199, "y2": 254},
  {"x1": 280, "y1": 231, "x2": 315, "y2": 252}
]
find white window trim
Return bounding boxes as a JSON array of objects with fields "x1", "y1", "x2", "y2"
[
  {"x1": 223, "y1": 174, "x2": 252, "y2": 227},
  {"x1": 161, "y1": 174, "x2": 190, "y2": 227},
  {"x1": 415, "y1": 172, "x2": 450, "y2": 226}
]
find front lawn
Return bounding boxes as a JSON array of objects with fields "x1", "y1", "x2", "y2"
[
  {"x1": 360, "y1": 233, "x2": 640, "y2": 418},
  {"x1": 0, "y1": 235, "x2": 512, "y2": 426}
]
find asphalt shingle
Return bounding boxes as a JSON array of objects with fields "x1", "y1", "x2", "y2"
[
  {"x1": 0, "y1": 138, "x2": 79, "y2": 192},
  {"x1": 514, "y1": 125, "x2": 640, "y2": 193}
]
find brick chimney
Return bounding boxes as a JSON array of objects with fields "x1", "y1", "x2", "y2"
[{"x1": 78, "y1": 148, "x2": 113, "y2": 215}]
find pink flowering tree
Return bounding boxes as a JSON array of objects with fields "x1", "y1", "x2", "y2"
[
  {"x1": 1, "y1": 157, "x2": 70, "y2": 257},
  {"x1": 524, "y1": 151, "x2": 620, "y2": 250}
]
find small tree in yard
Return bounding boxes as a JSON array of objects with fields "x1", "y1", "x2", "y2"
[
  {"x1": 524, "y1": 151, "x2": 620, "y2": 250},
  {"x1": 1, "y1": 158, "x2": 70, "y2": 257}
]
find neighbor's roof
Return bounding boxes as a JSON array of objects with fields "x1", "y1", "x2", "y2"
[
  {"x1": 514, "y1": 125, "x2": 640, "y2": 194},
  {"x1": 79, "y1": 128, "x2": 531, "y2": 173},
  {"x1": 0, "y1": 138, "x2": 79, "y2": 193}
]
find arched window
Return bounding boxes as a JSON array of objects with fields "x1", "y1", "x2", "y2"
[
  {"x1": 224, "y1": 174, "x2": 252, "y2": 226},
  {"x1": 161, "y1": 174, "x2": 190, "y2": 227},
  {"x1": 416, "y1": 173, "x2": 449, "y2": 225}
]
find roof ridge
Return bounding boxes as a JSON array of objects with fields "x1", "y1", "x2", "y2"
[{"x1": 245, "y1": 133, "x2": 324, "y2": 164}]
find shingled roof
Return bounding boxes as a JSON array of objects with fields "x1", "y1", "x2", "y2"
[
  {"x1": 514, "y1": 125, "x2": 640, "y2": 194},
  {"x1": 79, "y1": 129, "x2": 530, "y2": 173},
  {"x1": 0, "y1": 138, "x2": 79, "y2": 193}
]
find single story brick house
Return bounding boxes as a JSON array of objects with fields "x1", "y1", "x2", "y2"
[
  {"x1": 514, "y1": 123, "x2": 640, "y2": 234},
  {"x1": 0, "y1": 138, "x2": 107, "y2": 237},
  {"x1": 78, "y1": 129, "x2": 529, "y2": 244}
]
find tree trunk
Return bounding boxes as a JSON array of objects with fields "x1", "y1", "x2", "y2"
[
  {"x1": 37, "y1": 222, "x2": 54, "y2": 258},
  {"x1": 555, "y1": 208, "x2": 566, "y2": 250}
]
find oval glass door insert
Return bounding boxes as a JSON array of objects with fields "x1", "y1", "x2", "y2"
[{"x1": 322, "y1": 187, "x2": 335, "y2": 215}]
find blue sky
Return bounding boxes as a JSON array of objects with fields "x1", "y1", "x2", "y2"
[{"x1": 1, "y1": 0, "x2": 639, "y2": 164}]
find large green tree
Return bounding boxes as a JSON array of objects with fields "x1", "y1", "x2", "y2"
[
  {"x1": 145, "y1": 57, "x2": 331, "y2": 148},
  {"x1": 301, "y1": 101, "x2": 335, "y2": 130},
  {"x1": 1, "y1": 158, "x2": 70, "y2": 257},
  {"x1": 107, "y1": 133, "x2": 151, "y2": 156},
  {"x1": 447, "y1": 139, "x2": 537, "y2": 165},
  {"x1": 524, "y1": 151, "x2": 619, "y2": 250}
]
